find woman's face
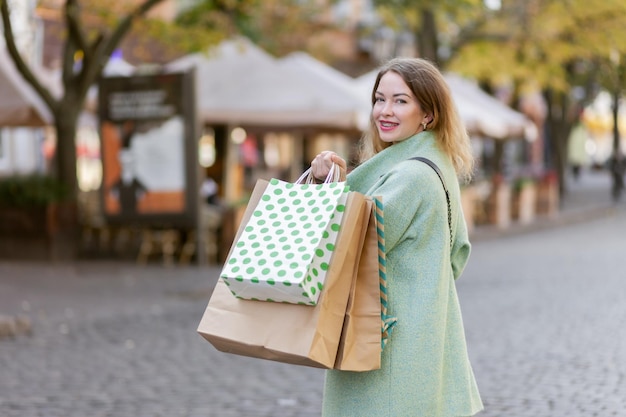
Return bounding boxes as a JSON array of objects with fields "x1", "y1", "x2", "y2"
[{"x1": 372, "y1": 71, "x2": 428, "y2": 143}]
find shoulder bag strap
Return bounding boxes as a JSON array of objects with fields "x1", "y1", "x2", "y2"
[{"x1": 409, "y1": 157, "x2": 453, "y2": 248}]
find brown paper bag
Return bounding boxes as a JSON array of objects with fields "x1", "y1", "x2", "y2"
[
  {"x1": 197, "y1": 180, "x2": 369, "y2": 368},
  {"x1": 334, "y1": 196, "x2": 384, "y2": 371}
]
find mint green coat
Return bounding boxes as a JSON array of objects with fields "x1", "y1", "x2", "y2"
[{"x1": 322, "y1": 132, "x2": 483, "y2": 416}]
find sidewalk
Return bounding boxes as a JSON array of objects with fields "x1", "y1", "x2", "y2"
[{"x1": 471, "y1": 168, "x2": 624, "y2": 241}]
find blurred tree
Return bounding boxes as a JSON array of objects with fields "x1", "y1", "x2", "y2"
[
  {"x1": 587, "y1": 13, "x2": 626, "y2": 200},
  {"x1": 4, "y1": 0, "x2": 156, "y2": 196},
  {"x1": 372, "y1": 0, "x2": 488, "y2": 65},
  {"x1": 600, "y1": 52, "x2": 626, "y2": 201},
  {"x1": 0, "y1": 0, "x2": 220, "y2": 256},
  {"x1": 175, "y1": 0, "x2": 331, "y2": 57},
  {"x1": 448, "y1": 0, "x2": 626, "y2": 196}
]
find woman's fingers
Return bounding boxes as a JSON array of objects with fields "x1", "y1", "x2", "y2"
[
  {"x1": 330, "y1": 154, "x2": 347, "y2": 170},
  {"x1": 311, "y1": 152, "x2": 347, "y2": 181},
  {"x1": 311, "y1": 151, "x2": 334, "y2": 179},
  {"x1": 328, "y1": 154, "x2": 346, "y2": 181}
]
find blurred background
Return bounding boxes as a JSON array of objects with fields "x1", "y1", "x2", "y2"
[{"x1": 0, "y1": 0, "x2": 624, "y2": 265}]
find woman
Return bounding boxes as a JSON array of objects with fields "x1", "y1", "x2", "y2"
[{"x1": 311, "y1": 57, "x2": 483, "y2": 416}]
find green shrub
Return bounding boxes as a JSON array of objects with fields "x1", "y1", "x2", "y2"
[{"x1": 0, "y1": 175, "x2": 69, "y2": 207}]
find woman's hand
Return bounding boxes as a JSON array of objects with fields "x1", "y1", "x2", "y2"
[{"x1": 311, "y1": 151, "x2": 347, "y2": 182}]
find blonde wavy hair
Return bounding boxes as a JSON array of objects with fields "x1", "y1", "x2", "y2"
[{"x1": 357, "y1": 57, "x2": 474, "y2": 181}]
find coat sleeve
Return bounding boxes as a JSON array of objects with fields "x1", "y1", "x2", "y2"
[
  {"x1": 451, "y1": 221, "x2": 471, "y2": 279},
  {"x1": 451, "y1": 210, "x2": 471, "y2": 280}
]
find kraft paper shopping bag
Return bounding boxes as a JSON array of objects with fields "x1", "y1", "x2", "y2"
[
  {"x1": 334, "y1": 196, "x2": 388, "y2": 371},
  {"x1": 197, "y1": 185, "x2": 369, "y2": 368}
]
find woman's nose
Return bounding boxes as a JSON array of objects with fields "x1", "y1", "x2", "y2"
[{"x1": 381, "y1": 101, "x2": 393, "y2": 115}]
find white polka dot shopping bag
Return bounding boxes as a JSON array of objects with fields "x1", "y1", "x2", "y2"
[
  {"x1": 220, "y1": 177, "x2": 350, "y2": 305},
  {"x1": 198, "y1": 188, "x2": 376, "y2": 369}
]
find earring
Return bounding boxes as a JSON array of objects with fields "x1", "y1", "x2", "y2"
[{"x1": 422, "y1": 121, "x2": 428, "y2": 131}]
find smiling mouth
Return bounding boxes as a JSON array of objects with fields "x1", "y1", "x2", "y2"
[{"x1": 379, "y1": 121, "x2": 398, "y2": 130}]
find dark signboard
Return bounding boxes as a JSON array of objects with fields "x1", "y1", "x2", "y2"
[{"x1": 99, "y1": 70, "x2": 198, "y2": 228}]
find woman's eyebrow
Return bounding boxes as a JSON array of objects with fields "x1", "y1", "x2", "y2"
[
  {"x1": 375, "y1": 91, "x2": 412, "y2": 99},
  {"x1": 375, "y1": 91, "x2": 411, "y2": 97}
]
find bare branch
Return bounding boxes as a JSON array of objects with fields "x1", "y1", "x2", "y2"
[
  {"x1": 75, "y1": 33, "x2": 107, "y2": 99},
  {"x1": 81, "y1": 0, "x2": 167, "y2": 94},
  {"x1": 61, "y1": 0, "x2": 92, "y2": 94},
  {"x1": 447, "y1": 15, "x2": 511, "y2": 60},
  {"x1": 61, "y1": 35, "x2": 77, "y2": 92},
  {"x1": 0, "y1": 0, "x2": 57, "y2": 111},
  {"x1": 103, "y1": 0, "x2": 167, "y2": 58},
  {"x1": 63, "y1": 0, "x2": 165, "y2": 104},
  {"x1": 65, "y1": 0, "x2": 89, "y2": 54}
]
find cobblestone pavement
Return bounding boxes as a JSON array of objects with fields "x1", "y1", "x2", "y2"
[
  {"x1": 1, "y1": 173, "x2": 626, "y2": 417},
  {"x1": 0, "y1": 262, "x2": 325, "y2": 417},
  {"x1": 460, "y1": 207, "x2": 626, "y2": 417}
]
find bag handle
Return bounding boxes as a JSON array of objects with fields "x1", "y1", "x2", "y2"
[
  {"x1": 296, "y1": 163, "x2": 341, "y2": 184},
  {"x1": 409, "y1": 157, "x2": 452, "y2": 248}
]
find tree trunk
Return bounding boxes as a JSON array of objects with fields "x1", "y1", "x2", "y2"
[
  {"x1": 418, "y1": 9, "x2": 439, "y2": 65},
  {"x1": 543, "y1": 89, "x2": 569, "y2": 199},
  {"x1": 612, "y1": 89, "x2": 621, "y2": 156},
  {"x1": 610, "y1": 88, "x2": 624, "y2": 201},
  {"x1": 50, "y1": 101, "x2": 82, "y2": 259},
  {"x1": 53, "y1": 103, "x2": 81, "y2": 200}
]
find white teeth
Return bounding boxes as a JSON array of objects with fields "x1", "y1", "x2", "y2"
[{"x1": 381, "y1": 122, "x2": 396, "y2": 127}]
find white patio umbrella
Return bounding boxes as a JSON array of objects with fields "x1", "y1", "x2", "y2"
[
  {"x1": 278, "y1": 51, "x2": 370, "y2": 130},
  {"x1": 165, "y1": 38, "x2": 363, "y2": 130},
  {"x1": 444, "y1": 73, "x2": 532, "y2": 140}
]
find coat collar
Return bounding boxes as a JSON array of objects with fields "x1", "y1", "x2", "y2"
[{"x1": 348, "y1": 131, "x2": 439, "y2": 190}]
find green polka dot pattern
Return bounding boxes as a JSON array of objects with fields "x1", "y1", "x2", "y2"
[{"x1": 221, "y1": 178, "x2": 349, "y2": 305}]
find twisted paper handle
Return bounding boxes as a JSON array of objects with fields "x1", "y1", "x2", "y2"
[{"x1": 296, "y1": 163, "x2": 341, "y2": 184}]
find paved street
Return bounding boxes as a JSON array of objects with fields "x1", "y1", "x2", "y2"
[
  {"x1": 1, "y1": 172, "x2": 626, "y2": 417},
  {"x1": 460, "y1": 206, "x2": 626, "y2": 416}
]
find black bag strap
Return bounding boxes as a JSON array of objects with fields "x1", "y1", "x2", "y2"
[{"x1": 409, "y1": 157, "x2": 453, "y2": 248}]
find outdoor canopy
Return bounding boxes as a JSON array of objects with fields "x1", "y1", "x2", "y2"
[
  {"x1": 164, "y1": 38, "x2": 364, "y2": 131},
  {"x1": 164, "y1": 37, "x2": 533, "y2": 138},
  {"x1": 278, "y1": 51, "x2": 371, "y2": 131},
  {"x1": 445, "y1": 73, "x2": 535, "y2": 140},
  {"x1": 0, "y1": 36, "x2": 534, "y2": 139}
]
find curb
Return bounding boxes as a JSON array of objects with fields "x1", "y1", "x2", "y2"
[{"x1": 470, "y1": 204, "x2": 620, "y2": 242}]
